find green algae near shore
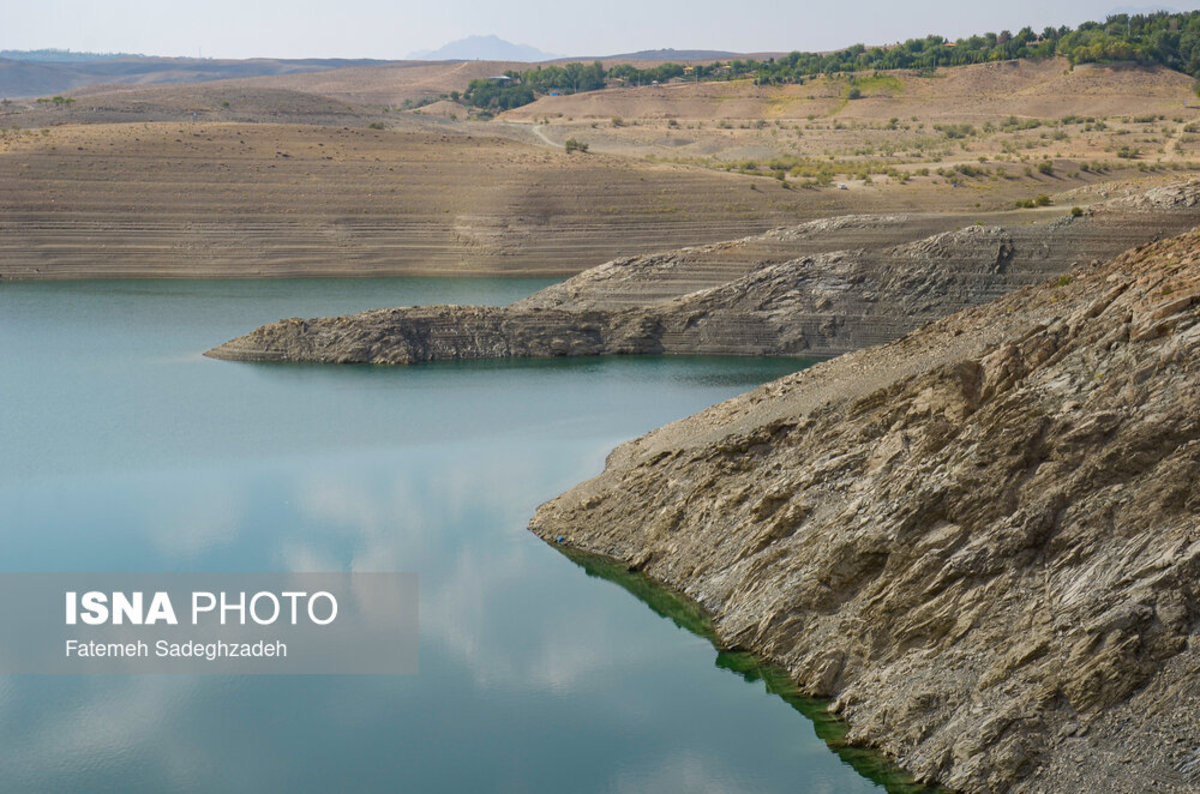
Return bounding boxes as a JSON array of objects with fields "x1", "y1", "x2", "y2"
[{"x1": 559, "y1": 546, "x2": 948, "y2": 793}]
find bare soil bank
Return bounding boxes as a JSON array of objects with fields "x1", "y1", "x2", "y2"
[{"x1": 0, "y1": 121, "x2": 844, "y2": 279}]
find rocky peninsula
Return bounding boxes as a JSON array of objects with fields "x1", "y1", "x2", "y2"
[
  {"x1": 207, "y1": 182, "x2": 1200, "y2": 365},
  {"x1": 531, "y1": 228, "x2": 1200, "y2": 792}
]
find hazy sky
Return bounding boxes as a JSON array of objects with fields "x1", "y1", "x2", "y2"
[{"x1": 5, "y1": 1, "x2": 1197, "y2": 60}]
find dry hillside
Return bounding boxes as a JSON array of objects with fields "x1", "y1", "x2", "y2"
[
  {"x1": 0, "y1": 119, "x2": 854, "y2": 279},
  {"x1": 3, "y1": 57, "x2": 1200, "y2": 279},
  {"x1": 500, "y1": 59, "x2": 1200, "y2": 185},
  {"x1": 502, "y1": 59, "x2": 1193, "y2": 125}
]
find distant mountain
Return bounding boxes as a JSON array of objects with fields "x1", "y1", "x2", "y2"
[
  {"x1": 408, "y1": 35, "x2": 558, "y2": 62},
  {"x1": 598, "y1": 48, "x2": 739, "y2": 61},
  {"x1": 0, "y1": 56, "x2": 389, "y2": 100},
  {"x1": 0, "y1": 49, "x2": 147, "y2": 62}
]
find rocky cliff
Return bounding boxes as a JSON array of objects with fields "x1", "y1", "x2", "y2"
[
  {"x1": 207, "y1": 182, "x2": 1200, "y2": 364},
  {"x1": 530, "y1": 230, "x2": 1200, "y2": 792}
]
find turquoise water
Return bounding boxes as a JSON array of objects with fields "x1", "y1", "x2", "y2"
[{"x1": 0, "y1": 278, "x2": 916, "y2": 792}]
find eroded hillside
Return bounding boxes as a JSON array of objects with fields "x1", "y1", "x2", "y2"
[
  {"x1": 530, "y1": 219, "x2": 1200, "y2": 794},
  {"x1": 206, "y1": 181, "x2": 1200, "y2": 363},
  {"x1": 0, "y1": 120, "x2": 827, "y2": 278}
]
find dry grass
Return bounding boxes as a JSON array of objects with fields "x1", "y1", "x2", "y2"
[{"x1": 499, "y1": 58, "x2": 1200, "y2": 199}]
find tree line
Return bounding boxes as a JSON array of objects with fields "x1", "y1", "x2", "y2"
[
  {"x1": 738, "y1": 12, "x2": 1200, "y2": 82},
  {"x1": 462, "y1": 10, "x2": 1200, "y2": 112}
]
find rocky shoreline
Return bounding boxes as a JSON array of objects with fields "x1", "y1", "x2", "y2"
[
  {"x1": 530, "y1": 229, "x2": 1200, "y2": 792},
  {"x1": 207, "y1": 183, "x2": 1200, "y2": 364},
  {"x1": 206, "y1": 181, "x2": 1200, "y2": 792}
]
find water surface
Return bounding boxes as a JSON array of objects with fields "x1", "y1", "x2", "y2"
[{"x1": 0, "y1": 278, "x2": 926, "y2": 792}]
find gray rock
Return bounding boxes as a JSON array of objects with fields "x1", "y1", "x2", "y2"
[{"x1": 207, "y1": 182, "x2": 1200, "y2": 365}]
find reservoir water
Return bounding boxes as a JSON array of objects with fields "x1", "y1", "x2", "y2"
[{"x1": 0, "y1": 279, "x2": 927, "y2": 792}]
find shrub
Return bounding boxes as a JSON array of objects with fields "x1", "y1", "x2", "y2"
[
  {"x1": 935, "y1": 123, "x2": 976, "y2": 139},
  {"x1": 564, "y1": 138, "x2": 589, "y2": 154},
  {"x1": 1070, "y1": 206, "x2": 1084, "y2": 217},
  {"x1": 1037, "y1": 160, "x2": 1054, "y2": 175}
]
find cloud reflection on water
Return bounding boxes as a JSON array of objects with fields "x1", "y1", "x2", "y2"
[{"x1": 0, "y1": 274, "x2": 883, "y2": 792}]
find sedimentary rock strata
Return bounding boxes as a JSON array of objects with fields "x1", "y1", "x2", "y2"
[
  {"x1": 208, "y1": 181, "x2": 1200, "y2": 364},
  {"x1": 530, "y1": 229, "x2": 1200, "y2": 793}
]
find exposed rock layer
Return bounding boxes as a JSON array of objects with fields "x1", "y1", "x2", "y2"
[
  {"x1": 208, "y1": 182, "x2": 1200, "y2": 364},
  {"x1": 530, "y1": 230, "x2": 1200, "y2": 793}
]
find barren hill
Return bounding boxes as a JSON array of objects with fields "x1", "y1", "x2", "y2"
[
  {"x1": 4, "y1": 56, "x2": 1200, "y2": 280},
  {"x1": 0, "y1": 55, "x2": 386, "y2": 101},
  {"x1": 217, "y1": 60, "x2": 537, "y2": 107},
  {"x1": 0, "y1": 120, "x2": 849, "y2": 279}
]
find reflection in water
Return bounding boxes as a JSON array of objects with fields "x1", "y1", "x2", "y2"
[
  {"x1": 1, "y1": 278, "x2": 918, "y2": 792},
  {"x1": 563, "y1": 548, "x2": 946, "y2": 794},
  {"x1": 142, "y1": 480, "x2": 246, "y2": 560}
]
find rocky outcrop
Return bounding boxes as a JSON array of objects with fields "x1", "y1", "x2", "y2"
[
  {"x1": 204, "y1": 306, "x2": 665, "y2": 364},
  {"x1": 530, "y1": 230, "x2": 1200, "y2": 792},
  {"x1": 208, "y1": 182, "x2": 1200, "y2": 364}
]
